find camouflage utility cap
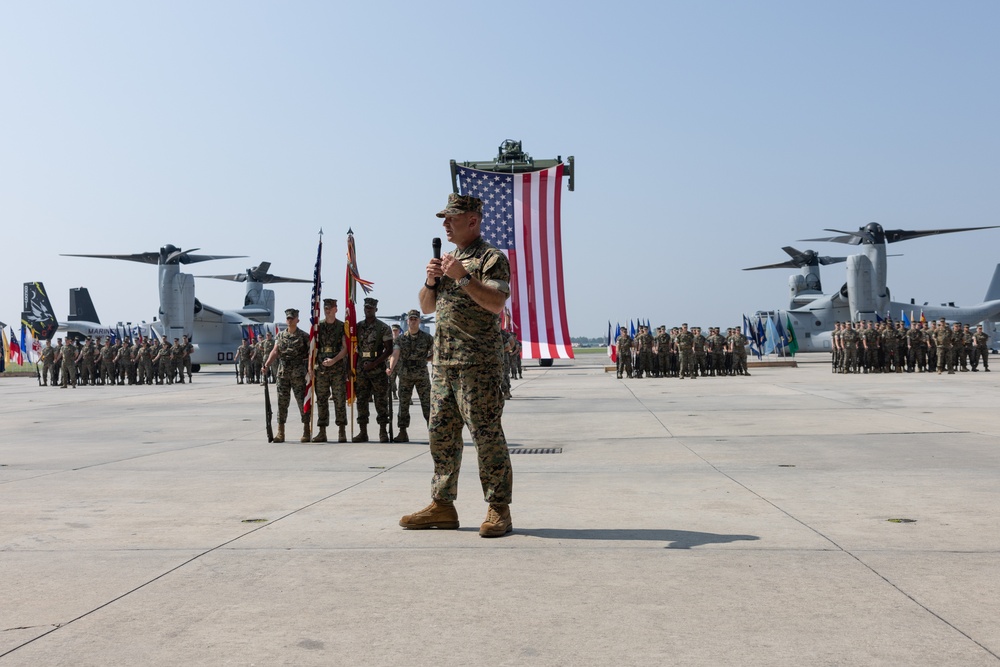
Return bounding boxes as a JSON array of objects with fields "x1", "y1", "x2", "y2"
[
  {"x1": 407, "y1": 309, "x2": 420, "y2": 319},
  {"x1": 364, "y1": 297, "x2": 378, "y2": 307},
  {"x1": 323, "y1": 298, "x2": 337, "y2": 307},
  {"x1": 285, "y1": 308, "x2": 299, "y2": 318},
  {"x1": 436, "y1": 193, "x2": 483, "y2": 218}
]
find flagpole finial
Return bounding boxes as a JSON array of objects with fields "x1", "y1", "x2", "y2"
[
  {"x1": 319, "y1": 228, "x2": 324, "y2": 237},
  {"x1": 347, "y1": 227, "x2": 354, "y2": 236}
]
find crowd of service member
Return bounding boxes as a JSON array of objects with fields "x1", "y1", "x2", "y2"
[
  {"x1": 233, "y1": 333, "x2": 277, "y2": 385},
  {"x1": 614, "y1": 324, "x2": 751, "y2": 379},
  {"x1": 831, "y1": 318, "x2": 991, "y2": 374},
  {"x1": 35, "y1": 336, "x2": 196, "y2": 388}
]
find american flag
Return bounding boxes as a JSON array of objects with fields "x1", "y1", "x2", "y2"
[
  {"x1": 457, "y1": 164, "x2": 574, "y2": 360},
  {"x1": 303, "y1": 233, "x2": 322, "y2": 417}
]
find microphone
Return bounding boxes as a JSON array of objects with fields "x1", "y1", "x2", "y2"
[{"x1": 432, "y1": 237, "x2": 441, "y2": 286}]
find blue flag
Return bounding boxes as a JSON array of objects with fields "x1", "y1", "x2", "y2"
[
  {"x1": 20, "y1": 324, "x2": 29, "y2": 364},
  {"x1": 765, "y1": 316, "x2": 779, "y2": 355}
]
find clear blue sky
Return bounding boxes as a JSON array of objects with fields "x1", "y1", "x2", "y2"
[{"x1": 3, "y1": 2, "x2": 999, "y2": 339}]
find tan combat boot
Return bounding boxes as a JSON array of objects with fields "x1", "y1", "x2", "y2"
[
  {"x1": 379, "y1": 424, "x2": 390, "y2": 443},
  {"x1": 274, "y1": 423, "x2": 285, "y2": 443},
  {"x1": 338, "y1": 425, "x2": 347, "y2": 443},
  {"x1": 399, "y1": 500, "x2": 459, "y2": 530},
  {"x1": 352, "y1": 424, "x2": 369, "y2": 442},
  {"x1": 479, "y1": 503, "x2": 513, "y2": 538},
  {"x1": 300, "y1": 424, "x2": 311, "y2": 443},
  {"x1": 312, "y1": 426, "x2": 327, "y2": 443},
  {"x1": 392, "y1": 427, "x2": 408, "y2": 443}
]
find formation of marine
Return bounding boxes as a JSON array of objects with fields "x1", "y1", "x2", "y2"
[
  {"x1": 37, "y1": 335, "x2": 194, "y2": 388},
  {"x1": 234, "y1": 332, "x2": 277, "y2": 385},
  {"x1": 831, "y1": 319, "x2": 991, "y2": 375},
  {"x1": 615, "y1": 324, "x2": 752, "y2": 379}
]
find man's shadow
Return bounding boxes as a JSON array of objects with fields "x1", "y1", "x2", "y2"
[{"x1": 516, "y1": 528, "x2": 760, "y2": 549}]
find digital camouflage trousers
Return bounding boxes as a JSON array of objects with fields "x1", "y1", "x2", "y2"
[{"x1": 429, "y1": 364, "x2": 512, "y2": 505}]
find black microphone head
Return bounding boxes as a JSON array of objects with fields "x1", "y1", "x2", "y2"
[{"x1": 432, "y1": 237, "x2": 441, "y2": 257}]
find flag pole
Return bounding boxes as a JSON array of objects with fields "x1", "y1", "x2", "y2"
[
  {"x1": 304, "y1": 229, "x2": 323, "y2": 438},
  {"x1": 344, "y1": 227, "x2": 375, "y2": 441}
]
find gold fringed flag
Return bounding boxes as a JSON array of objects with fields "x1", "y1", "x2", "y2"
[{"x1": 344, "y1": 229, "x2": 373, "y2": 407}]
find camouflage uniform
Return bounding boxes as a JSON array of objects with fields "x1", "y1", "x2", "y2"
[
  {"x1": 933, "y1": 322, "x2": 952, "y2": 373},
  {"x1": 100, "y1": 342, "x2": 116, "y2": 385},
  {"x1": 168, "y1": 342, "x2": 184, "y2": 383},
  {"x1": 261, "y1": 334, "x2": 276, "y2": 383},
  {"x1": 500, "y1": 330, "x2": 515, "y2": 397},
  {"x1": 906, "y1": 324, "x2": 925, "y2": 372},
  {"x1": 118, "y1": 342, "x2": 135, "y2": 384},
  {"x1": 355, "y1": 316, "x2": 393, "y2": 427},
  {"x1": 655, "y1": 329, "x2": 671, "y2": 378},
  {"x1": 731, "y1": 329, "x2": 750, "y2": 375},
  {"x1": 971, "y1": 328, "x2": 990, "y2": 371},
  {"x1": 693, "y1": 329, "x2": 707, "y2": 376},
  {"x1": 511, "y1": 337, "x2": 522, "y2": 379},
  {"x1": 863, "y1": 323, "x2": 880, "y2": 373},
  {"x1": 707, "y1": 329, "x2": 726, "y2": 376},
  {"x1": 634, "y1": 328, "x2": 653, "y2": 378},
  {"x1": 959, "y1": 326, "x2": 973, "y2": 371},
  {"x1": 429, "y1": 234, "x2": 513, "y2": 505},
  {"x1": 236, "y1": 341, "x2": 252, "y2": 384},
  {"x1": 675, "y1": 327, "x2": 695, "y2": 379},
  {"x1": 40, "y1": 342, "x2": 55, "y2": 385},
  {"x1": 841, "y1": 324, "x2": 859, "y2": 373},
  {"x1": 949, "y1": 324, "x2": 964, "y2": 371},
  {"x1": 506, "y1": 331, "x2": 517, "y2": 381},
  {"x1": 50, "y1": 340, "x2": 63, "y2": 385},
  {"x1": 274, "y1": 326, "x2": 310, "y2": 424},
  {"x1": 388, "y1": 326, "x2": 401, "y2": 399},
  {"x1": 182, "y1": 338, "x2": 194, "y2": 381},
  {"x1": 615, "y1": 331, "x2": 632, "y2": 378},
  {"x1": 59, "y1": 341, "x2": 79, "y2": 388},
  {"x1": 159, "y1": 341, "x2": 175, "y2": 383},
  {"x1": 135, "y1": 342, "x2": 154, "y2": 384},
  {"x1": 395, "y1": 326, "x2": 434, "y2": 429},
  {"x1": 79, "y1": 340, "x2": 97, "y2": 385},
  {"x1": 313, "y1": 318, "x2": 347, "y2": 429}
]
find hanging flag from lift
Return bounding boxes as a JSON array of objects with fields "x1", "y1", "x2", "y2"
[{"x1": 457, "y1": 164, "x2": 573, "y2": 360}]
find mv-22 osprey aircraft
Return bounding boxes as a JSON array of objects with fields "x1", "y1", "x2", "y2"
[
  {"x1": 745, "y1": 223, "x2": 1000, "y2": 352},
  {"x1": 22, "y1": 245, "x2": 309, "y2": 371}
]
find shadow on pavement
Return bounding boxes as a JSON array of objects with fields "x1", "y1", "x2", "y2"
[{"x1": 517, "y1": 528, "x2": 760, "y2": 549}]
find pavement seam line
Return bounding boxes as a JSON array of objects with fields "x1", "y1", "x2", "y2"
[
  {"x1": 0, "y1": 450, "x2": 427, "y2": 659},
  {"x1": 0, "y1": 431, "x2": 264, "y2": 486},
  {"x1": 628, "y1": 385, "x2": 1000, "y2": 662}
]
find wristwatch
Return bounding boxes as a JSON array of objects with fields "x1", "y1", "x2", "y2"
[{"x1": 456, "y1": 273, "x2": 471, "y2": 288}]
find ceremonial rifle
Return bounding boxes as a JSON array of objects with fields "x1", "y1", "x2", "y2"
[{"x1": 263, "y1": 374, "x2": 274, "y2": 442}]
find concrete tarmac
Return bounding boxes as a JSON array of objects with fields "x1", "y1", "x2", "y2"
[{"x1": 2, "y1": 355, "x2": 999, "y2": 666}]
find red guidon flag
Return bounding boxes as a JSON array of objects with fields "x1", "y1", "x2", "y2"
[
  {"x1": 457, "y1": 164, "x2": 573, "y2": 360},
  {"x1": 344, "y1": 229, "x2": 374, "y2": 406}
]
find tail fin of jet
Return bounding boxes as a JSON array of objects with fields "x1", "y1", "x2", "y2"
[
  {"x1": 68, "y1": 287, "x2": 101, "y2": 323},
  {"x1": 21, "y1": 282, "x2": 59, "y2": 340},
  {"x1": 984, "y1": 264, "x2": 1000, "y2": 302}
]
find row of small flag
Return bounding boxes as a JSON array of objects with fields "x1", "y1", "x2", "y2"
[
  {"x1": 0, "y1": 320, "x2": 170, "y2": 372},
  {"x1": 743, "y1": 313, "x2": 799, "y2": 359},
  {"x1": 0, "y1": 323, "x2": 36, "y2": 370},
  {"x1": 601, "y1": 314, "x2": 800, "y2": 362}
]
